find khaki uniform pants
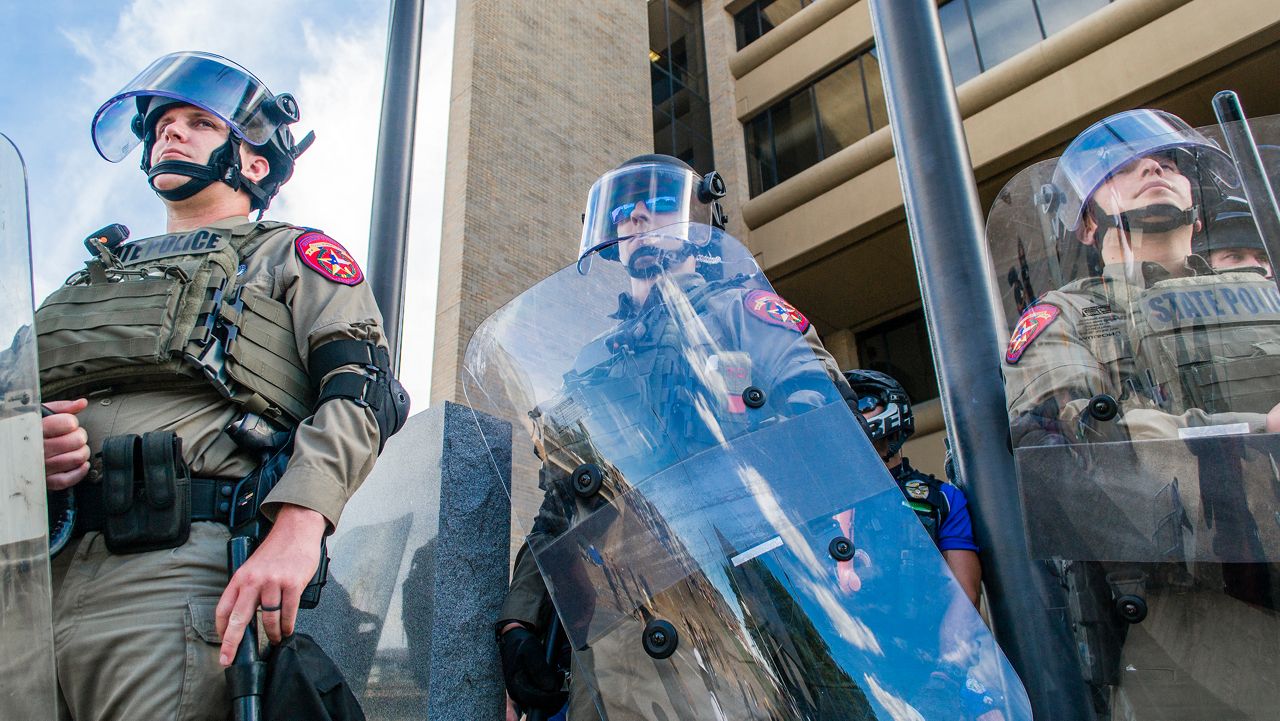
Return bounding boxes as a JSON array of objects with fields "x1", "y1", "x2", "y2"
[{"x1": 52, "y1": 522, "x2": 230, "y2": 721}]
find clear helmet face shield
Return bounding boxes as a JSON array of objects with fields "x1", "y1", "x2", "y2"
[
  {"x1": 1050, "y1": 109, "x2": 1238, "y2": 234},
  {"x1": 91, "y1": 51, "x2": 289, "y2": 163},
  {"x1": 577, "y1": 162, "x2": 709, "y2": 273}
]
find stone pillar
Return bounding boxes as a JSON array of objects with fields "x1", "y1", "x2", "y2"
[{"x1": 299, "y1": 401, "x2": 512, "y2": 720}]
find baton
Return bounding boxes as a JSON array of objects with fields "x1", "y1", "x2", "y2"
[
  {"x1": 1211, "y1": 91, "x2": 1280, "y2": 294},
  {"x1": 525, "y1": 613, "x2": 565, "y2": 721},
  {"x1": 225, "y1": 535, "x2": 266, "y2": 721}
]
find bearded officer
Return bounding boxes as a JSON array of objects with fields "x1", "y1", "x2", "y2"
[
  {"x1": 496, "y1": 154, "x2": 854, "y2": 721},
  {"x1": 38, "y1": 51, "x2": 408, "y2": 720}
]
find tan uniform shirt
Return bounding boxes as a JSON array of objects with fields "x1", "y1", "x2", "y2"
[
  {"x1": 1003, "y1": 258, "x2": 1273, "y2": 447},
  {"x1": 60, "y1": 215, "x2": 384, "y2": 528}
]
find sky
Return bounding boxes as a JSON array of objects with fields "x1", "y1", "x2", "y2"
[{"x1": 0, "y1": 0, "x2": 455, "y2": 408}]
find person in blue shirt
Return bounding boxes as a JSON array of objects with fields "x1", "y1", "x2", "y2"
[{"x1": 843, "y1": 369, "x2": 983, "y2": 607}]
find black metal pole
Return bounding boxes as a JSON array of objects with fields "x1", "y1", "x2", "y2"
[
  {"x1": 1211, "y1": 91, "x2": 1280, "y2": 293},
  {"x1": 367, "y1": 0, "x2": 426, "y2": 372},
  {"x1": 226, "y1": 536, "x2": 264, "y2": 721},
  {"x1": 867, "y1": 0, "x2": 1092, "y2": 717}
]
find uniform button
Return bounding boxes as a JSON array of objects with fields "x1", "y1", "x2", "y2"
[
  {"x1": 218, "y1": 501, "x2": 231, "y2": 514},
  {"x1": 99, "y1": 398, "x2": 112, "y2": 406}
]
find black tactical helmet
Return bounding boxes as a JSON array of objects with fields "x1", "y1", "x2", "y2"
[
  {"x1": 843, "y1": 369, "x2": 915, "y2": 457},
  {"x1": 92, "y1": 51, "x2": 314, "y2": 212},
  {"x1": 577, "y1": 154, "x2": 728, "y2": 275},
  {"x1": 1195, "y1": 196, "x2": 1267, "y2": 255}
]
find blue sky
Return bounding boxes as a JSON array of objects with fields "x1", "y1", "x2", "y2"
[{"x1": 0, "y1": 0, "x2": 455, "y2": 405}]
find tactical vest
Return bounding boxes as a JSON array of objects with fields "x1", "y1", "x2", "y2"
[
  {"x1": 1057, "y1": 269, "x2": 1280, "y2": 417},
  {"x1": 1135, "y1": 273, "x2": 1280, "y2": 415},
  {"x1": 892, "y1": 461, "x2": 950, "y2": 547},
  {"x1": 35, "y1": 221, "x2": 315, "y2": 423}
]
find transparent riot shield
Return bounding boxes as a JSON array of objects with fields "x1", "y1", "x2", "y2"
[
  {"x1": 0, "y1": 133, "x2": 57, "y2": 719},
  {"x1": 464, "y1": 224, "x2": 1031, "y2": 720},
  {"x1": 988, "y1": 110, "x2": 1280, "y2": 719}
]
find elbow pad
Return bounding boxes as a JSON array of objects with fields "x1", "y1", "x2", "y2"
[{"x1": 308, "y1": 339, "x2": 411, "y2": 451}]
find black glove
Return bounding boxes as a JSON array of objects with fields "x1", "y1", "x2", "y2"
[{"x1": 498, "y1": 626, "x2": 567, "y2": 712}]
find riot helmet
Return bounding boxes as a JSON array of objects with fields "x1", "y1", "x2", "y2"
[
  {"x1": 91, "y1": 51, "x2": 314, "y2": 212},
  {"x1": 1195, "y1": 195, "x2": 1273, "y2": 277},
  {"x1": 843, "y1": 369, "x2": 915, "y2": 458},
  {"x1": 577, "y1": 154, "x2": 727, "y2": 275},
  {"x1": 1044, "y1": 109, "x2": 1236, "y2": 242}
]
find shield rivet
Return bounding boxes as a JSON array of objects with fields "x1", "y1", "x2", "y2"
[
  {"x1": 742, "y1": 386, "x2": 766, "y2": 409},
  {"x1": 642, "y1": 619, "x2": 678, "y2": 659},
  {"x1": 572, "y1": 463, "x2": 603, "y2": 498},
  {"x1": 829, "y1": 536, "x2": 855, "y2": 562}
]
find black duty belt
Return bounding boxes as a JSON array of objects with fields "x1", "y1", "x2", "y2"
[{"x1": 73, "y1": 477, "x2": 239, "y2": 535}]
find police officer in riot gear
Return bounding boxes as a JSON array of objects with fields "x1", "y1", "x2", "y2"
[
  {"x1": 842, "y1": 369, "x2": 982, "y2": 606},
  {"x1": 496, "y1": 154, "x2": 854, "y2": 720},
  {"x1": 1195, "y1": 196, "x2": 1274, "y2": 278},
  {"x1": 994, "y1": 107, "x2": 1280, "y2": 720},
  {"x1": 38, "y1": 51, "x2": 407, "y2": 720}
]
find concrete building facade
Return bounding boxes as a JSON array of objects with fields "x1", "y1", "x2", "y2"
[{"x1": 433, "y1": 0, "x2": 1280, "y2": 497}]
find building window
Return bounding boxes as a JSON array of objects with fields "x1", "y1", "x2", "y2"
[
  {"x1": 741, "y1": 0, "x2": 1114, "y2": 195},
  {"x1": 734, "y1": 0, "x2": 816, "y2": 51},
  {"x1": 940, "y1": 0, "x2": 1115, "y2": 85},
  {"x1": 855, "y1": 309, "x2": 940, "y2": 404},
  {"x1": 651, "y1": 0, "x2": 715, "y2": 174},
  {"x1": 744, "y1": 51, "x2": 883, "y2": 196}
]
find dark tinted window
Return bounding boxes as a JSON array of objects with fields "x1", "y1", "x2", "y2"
[
  {"x1": 856, "y1": 309, "x2": 940, "y2": 404},
  {"x1": 967, "y1": 0, "x2": 1043, "y2": 68},
  {"x1": 650, "y1": 0, "x2": 715, "y2": 175},
  {"x1": 771, "y1": 90, "x2": 821, "y2": 184},
  {"x1": 939, "y1": 0, "x2": 982, "y2": 86},
  {"x1": 1035, "y1": 0, "x2": 1110, "y2": 35},
  {"x1": 734, "y1": 0, "x2": 813, "y2": 50},
  {"x1": 813, "y1": 59, "x2": 872, "y2": 154}
]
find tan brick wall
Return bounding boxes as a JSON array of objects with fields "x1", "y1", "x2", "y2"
[{"x1": 431, "y1": 0, "x2": 653, "y2": 560}]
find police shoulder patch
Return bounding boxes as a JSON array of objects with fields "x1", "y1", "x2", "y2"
[
  {"x1": 295, "y1": 230, "x2": 364, "y2": 286},
  {"x1": 1005, "y1": 303, "x2": 1060, "y2": 364},
  {"x1": 744, "y1": 290, "x2": 810, "y2": 333}
]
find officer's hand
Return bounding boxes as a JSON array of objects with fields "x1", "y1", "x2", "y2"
[
  {"x1": 499, "y1": 625, "x2": 567, "y2": 712},
  {"x1": 42, "y1": 398, "x2": 90, "y2": 490},
  {"x1": 215, "y1": 504, "x2": 326, "y2": 665},
  {"x1": 836, "y1": 559, "x2": 863, "y2": 593},
  {"x1": 1267, "y1": 401, "x2": 1280, "y2": 433}
]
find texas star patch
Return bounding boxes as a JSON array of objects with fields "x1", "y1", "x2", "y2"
[
  {"x1": 745, "y1": 290, "x2": 810, "y2": 333},
  {"x1": 296, "y1": 231, "x2": 364, "y2": 286},
  {"x1": 1005, "y1": 303, "x2": 1060, "y2": 364}
]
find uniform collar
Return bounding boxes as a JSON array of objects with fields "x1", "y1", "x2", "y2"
[
  {"x1": 890, "y1": 457, "x2": 914, "y2": 480},
  {"x1": 610, "y1": 272, "x2": 707, "y2": 320},
  {"x1": 1095, "y1": 255, "x2": 1215, "y2": 287}
]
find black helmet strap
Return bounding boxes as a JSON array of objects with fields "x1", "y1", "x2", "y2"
[
  {"x1": 1089, "y1": 201, "x2": 1198, "y2": 246},
  {"x1": 144, "y1": 131, "x2": 272, "y2": 215}
]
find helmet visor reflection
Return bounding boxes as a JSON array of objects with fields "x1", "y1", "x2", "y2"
[{"x1": 92, "y1": 51, "x2": 281, "y2": 163}]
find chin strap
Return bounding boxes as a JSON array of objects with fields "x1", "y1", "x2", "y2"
[
  {"x1": 144, "y1": 133, "x2": 272, "y2": 214},
  {"x1": 1090, "y1": 202, "x2": 1198, "y2": 245}
]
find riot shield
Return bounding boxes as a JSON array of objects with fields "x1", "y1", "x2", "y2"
[
  {"x1": 988, "y1": 110, "x2": 1280, "y2": 718},
  {"x1": 464, "y1": 225, "x2": 1031, "y2": 720},
  {"x1": 0, "y1": 133, "x2": 57, "y2": 719}
]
